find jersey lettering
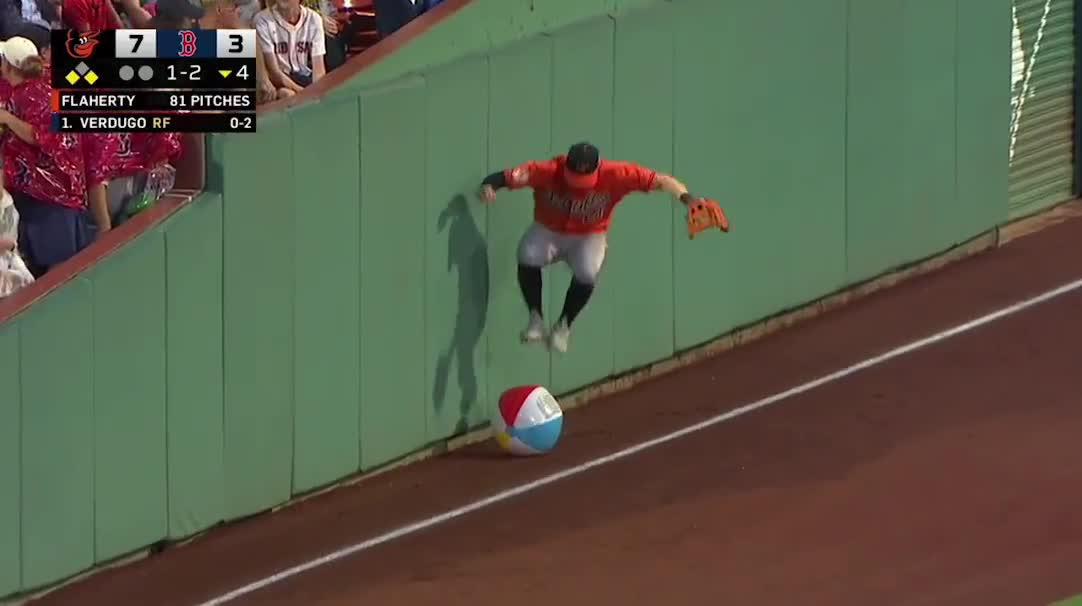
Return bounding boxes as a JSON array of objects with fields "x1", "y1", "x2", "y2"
[
  {"x1": 274, "y1": 41, "x2": 313, "y2": 56},
  {"x1": 543, "y1": 192, "x2": 611, "y2": 225}
]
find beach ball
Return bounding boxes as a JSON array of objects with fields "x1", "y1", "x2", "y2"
[{"x1": 492, "y1": 385, "x2": 564, "y2": 456}]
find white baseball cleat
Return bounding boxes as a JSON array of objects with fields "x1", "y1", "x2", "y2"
[
  {"x1": 548, "y1": 319, "x2": 571, "y2": 353},
  {"x1": 520, "y1": 311, "x2": 546, "y2": 344}
]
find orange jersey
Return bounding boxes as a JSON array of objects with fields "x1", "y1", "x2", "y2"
[{"x1": 502, "y1": 156, "x2": 657, "y2": 234}]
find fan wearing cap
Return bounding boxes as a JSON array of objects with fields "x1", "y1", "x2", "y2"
[
  {"x1": 0, "y1": 36, "x2": 93, "y2": 276},
  {"x1": 479, "y1": 142, "x2": 725, "y2": 353}
]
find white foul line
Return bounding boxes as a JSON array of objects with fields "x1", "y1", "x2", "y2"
[{"x1": 196, "y1": 277, "x2": 1082, "y2": 606}]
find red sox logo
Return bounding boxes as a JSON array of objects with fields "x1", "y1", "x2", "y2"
[{"x1": 179, "y1": 30, "x2": 198, "y2": 57}]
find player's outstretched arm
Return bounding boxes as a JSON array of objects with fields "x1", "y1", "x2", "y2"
[
  {"x1": 652, "y1": 173, "x2": 695, "y2": 206},
  {"x1": 649, "y1": 171, "x2": 730, "y2": 235}
]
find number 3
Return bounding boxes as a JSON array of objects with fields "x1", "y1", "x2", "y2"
[{"x1": 229, "y1": 34, "x2": 243, "y2": 53}]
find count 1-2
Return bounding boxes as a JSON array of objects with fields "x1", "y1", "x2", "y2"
[{"x1": 167, "y1": 64, "x2": 202, "y2": 81}]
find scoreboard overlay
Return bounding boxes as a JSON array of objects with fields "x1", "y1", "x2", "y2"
[{"x1": 51, "y1": 29, "x2": 257, "y2": 133}]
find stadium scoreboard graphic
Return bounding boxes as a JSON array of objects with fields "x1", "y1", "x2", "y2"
[{"x1": 50, "y1": 29, "x2": 258, "y2": 133}]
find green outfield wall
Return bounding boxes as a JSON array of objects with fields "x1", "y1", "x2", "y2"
[{"x1": 0, "y1": 0, "x2": 1020, "y2": 598}]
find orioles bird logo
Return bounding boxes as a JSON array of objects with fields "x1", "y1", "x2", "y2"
[{"x1": 65, "y1": 30, "x2": 101, "y2": 59}]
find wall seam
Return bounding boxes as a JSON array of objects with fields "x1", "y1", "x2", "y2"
[
  {"x1": 610, "y1": 12, "x2": 618, "y2": 375},
  {"x1": 670, "y1": 3, "x2": 678, "y2": 354},
  {"x1": 162, "y1": 231, "x2": 171, "y2": 539},
  {"x1": 483, "y1": 52, "x2": 493, "y2": 416},
  {"x1": 289, "y1": 117, "x2": 299, "y2": 497},
  {"x1": 1074, "y1": 0, "x2": 1082, "y2": 195},
  {"x1": 843, "y1": 0, "x2": 851, "y2": 280},
  {"x1": 219, "y1": 147, "x2": 227, "y2": 509},
  {"x1": 89, "y1": 278, "x2": 97, "y2": 565},
  {"x1": 955, "y1": 0, "x2": 960, "y2": 226},
  {"x1": 421, "y1": 76, "x2": 430, "y2": 444},
  {"x1": 361, "y1": 96, "x2": 370, "y2": 471},
  {"x1": 16, "y1": 321, "x2": 23, "y2": 591}
]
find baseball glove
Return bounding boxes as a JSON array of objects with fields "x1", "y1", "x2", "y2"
[{"x1": 686, "y1": 198, "x2": 730, "y2": 239}]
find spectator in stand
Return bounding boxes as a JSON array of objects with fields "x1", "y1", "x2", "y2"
[
  {"x1": 62, "y1": 0, "x2": 124, "y2": 31},
  {"x1": 110, "y1": 0, "x2": 156, "y2": 28},
  {"x1": 301, "y1": 0, "x2": 357, "y2": 72},
  {"x1": 254, "y1": 0, "x2": 326, "y2": 96},
  {"x1": 81, "y1": 132, "x2": 120, "y2": 236},
  {"x1": 209, "y1": 0, "x2": 277, "y2": 104},
  {"x1": 11, "y1": 19, "x2": 116, "y2": 237},
  {"x1": 372, "y1": 0, "x2": 412, "y2": 38},
  {"x1": 0, "y1": 36, "x2": 94, "y2": 276},
  {"x1": 141, "y1": 0, "x2": 203, "y2": 28},
  {"x1": 0, "y1": 0, "x2": 62, "y2": 42},
  {"x1": 0, "y1": 176, "x2": 35, "y2": 298}
]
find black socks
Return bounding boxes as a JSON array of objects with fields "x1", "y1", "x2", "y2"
[
  {"x1": 517, "y1": 264, "x2": 543, "y2": 316},
  {"x1": 558, "y1": 279, "x2": 594, "y2": 326},
  {"x1": 517, "y1": 264, "x2": 595, "y2": 327}
]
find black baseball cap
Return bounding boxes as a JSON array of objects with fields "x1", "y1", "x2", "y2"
[{"x1": 566, "y1": 142, "x2": 600, "y2": 174}]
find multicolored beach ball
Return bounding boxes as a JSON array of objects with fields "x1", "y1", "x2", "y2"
[{"x1": 492, "y1": 385, "x2": 564, "y2": 456}]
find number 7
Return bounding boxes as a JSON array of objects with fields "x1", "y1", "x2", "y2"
[{"x1": 131, "y1": 33, "x2": 144, "y2": 52}]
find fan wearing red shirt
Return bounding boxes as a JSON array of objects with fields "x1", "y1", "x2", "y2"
[
  {"x1": 479, "y1": 141, "x2": 717, "y2": 353},
  {"x1": 0, "y1": 36, "x2": 92, "y2": 276},
  {"x1": 62, "y1": 0, "x2": 124, "y2": 32}
]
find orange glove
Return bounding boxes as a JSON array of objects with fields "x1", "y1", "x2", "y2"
[{"x1": 686, "y1": 197, "x2": 730, "y2": 239}]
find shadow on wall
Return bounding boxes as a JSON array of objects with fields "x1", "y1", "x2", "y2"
[{"x1": 433, "y1": 193, "x2": 489, "y2": 434}]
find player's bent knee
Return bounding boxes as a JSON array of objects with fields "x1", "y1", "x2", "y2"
[
  {"x1": 570, "y1": 247, "x2": 606, "y2": 285},
  {"x1": 517, "y1": 244, "x2": 550, "y2": 268},
  {"x1": 517, "y1": 229, "x2": 557, "y2": 267},
  {"x1": 570, "y1": 262, "x2": 603, "y2": 286}
]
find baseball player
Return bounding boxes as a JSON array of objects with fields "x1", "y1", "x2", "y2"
[{"x1": 479, "y1": 141, "x2": 728, "y2": 353}]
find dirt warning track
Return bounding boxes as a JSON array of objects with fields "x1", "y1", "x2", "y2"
[{"x1": 32, "y1": 211, "x2": 1082, "y2": 606}]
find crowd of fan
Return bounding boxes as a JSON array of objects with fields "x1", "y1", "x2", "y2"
[{"x1": 0, "y1": 0, "x2": 444, "y2": 299}]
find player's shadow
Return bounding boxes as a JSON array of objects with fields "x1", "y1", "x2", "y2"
[{"x1": 432, "y1": 194, "x2": 489, "y2": 435}]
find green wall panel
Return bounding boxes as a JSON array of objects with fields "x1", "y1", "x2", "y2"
[
  {"x1": 547, "y1": 17, "x2": 616, "y2": 394},
  {"x1": 671, "y1": 0, "x2": 751, "y2": 349},
  {"x1": 608, "y1": 6, "x2": 676, "y2": 372},
  {"x1": 359, "y1": 78, "x2": 428, "y2": 469},
  {"x1": 163, "y1": 194, "x2": 226, "y2": 538},
  {"x1": 485, "y1": 37, "x2": 553, "y2": 403},
  {"x1": 290, "y1": 99, "x2": 362, "y2": 493},
  {"x1": 903, "y1": 0, "x2": 959, "y2": 256},
  {"x1": 765, "y1": 0, "x2": 847, "y2": 307},
  {"x1": 846, "y1": 0, "x2": 908, "y2": 282},
  {"x1": 957, "y1": 0, "x2": 1011, "y2": 233},
  {"x1": 673, "y1": 0, "x2": 847, "y2": 349},
  {"x1": 90, "y1": 234, "x2": 168, "y2": 562},
  {"x1": 0, "y1": 323, "x2": 19, "y2": 596},
  {"x1": 219, "y1": 112, "x2": 296, "y2": 518},
  {"x1": 19, "y1": 279, "x2": 94, "y2": 589},
  {"x1": 424, "y1": 56, "x2": 491, "y2": 440},
  {"x1": 847, "y1": 0, "x2": 985, "y2": 281}
]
